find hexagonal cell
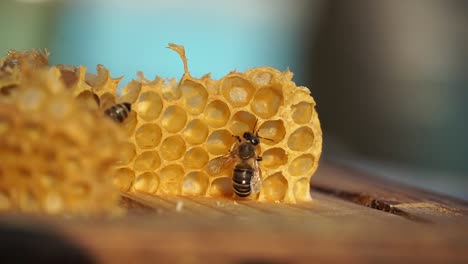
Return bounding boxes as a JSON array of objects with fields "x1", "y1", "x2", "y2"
[
  {"x1": 180, "y1": 79, "x2": 208, "y2": 114},
  {"x1": 121, "y1": 111, "x2": 138, "y2": 137},
  {"x1": 134, "y1": 172, "x2": 159, "y2": 194},
  {"x1": 250, "y1": 70, "x2": 273, "y2": 86},
  {"x1": 133, "y1": 151, "x2": 161, "y2": 171},
  {"x1": 229, "y1": 111, "x2": 256, "y2": 137},
  {"x1": 161, "y1": 105, "x2": 187, "y2": 133},
  {"x1": 293, "y1": 178, "x2": 311, "y2": 202},
  {"x1": 204, "y1": 100, "x2": 231, "y2": 128},
  {"x1": 100, "y1": 93, "x2": 116, "y2": 111},
  {"x1": 287, "y1": 126, "x2": 314, "y2": 151},
  {"x1": 115, "y1": 142, "x2": 136, "y2": 166},
  {"x1": 209, "y1": 177, "x2": 233, "y2": 198},
  {"x1": 18, "y1": 89, "x2": 45, "y2": 112},
  {"x1": 159, "y1": 164, "x2": 185, "y2": 195},
  {"x1": 113, "y1": 168, "x2": 135, "y2": 192},
  {"x1": 135, "y1": 124, "x2": 162, "y2": 149},
  {"x1": 257, "y1": 120, "x2": 286, "y2": 145},
  {"x1": 84, "y1": 65, "x2": 108, "y2": 87},
  {"x1": 160, "y1": 135, "x2": 186, "y2": 161},
  {"x1": 65, "y1": 182, "x2": 90, "y2": 200},
  {"x1": 182, "y1": 171, "x2": 209, "y2": 195},
  {"x1": 161, "y1": 78, "x2": 181, "y2": 101},
  {"x1": 262, "y1": 172, "x2": 288, "y2": 201},
  {"x1": 288, "y1": 154, "x2": 315, "y2": 176},
  {"x1": 183, "y1": 147, "x2": 209, "y2": 169},
  {"x1": 261, "y1": 148, "x2": 287, "y2": 169},
  {"x1": 75, "y1": 91, "x2": 100, "y2": 110},
  {"x1": 137, "y1": 92, "x2": 163, "y2": 121},
  {"x1": 120, "y1": 80, "x2": 141, "y2": 104},
  {"x1": 0, "y1": 115, "x2": 13, "y2": 136},
  {"x1": 183, "y1": 119, "x2": 209, "y2": 145},
  {"x1": 251, "y1": 86, "x2": 283, "y2": 119},
  {"x1": 221, "y1": 76, "x2": 255, "y2": 107},
  {"x1": 292, "y1": 102, "x2": 313, "y2": 125},
  {"x1": 22, "y1": 121, "x2": 45, "y2": 142},
  {"x1": 206, "y1": 130, "x2": 236, "y2": 155}
]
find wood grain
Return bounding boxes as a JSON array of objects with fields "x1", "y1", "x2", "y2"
[{"x1": 0, "y1": 163, "x2": 467, "y2": 263}]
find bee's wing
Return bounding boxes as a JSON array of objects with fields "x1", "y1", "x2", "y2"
[
  {"x1": 250, "y1": 159, "x2": 262, "y2": 194},
  {"x1": 206, "y1": 153, "x2": 236, "y2": 175}
]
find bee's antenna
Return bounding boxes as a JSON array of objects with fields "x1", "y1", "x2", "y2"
[
  {"x1": 252, "y1": 118, "x2": 258, "y2": 134},
  {"x1": 258, "y1": 136, "x2": 274, "y2": 142}
]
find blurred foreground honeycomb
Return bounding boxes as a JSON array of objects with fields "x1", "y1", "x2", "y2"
[
  {"x1": 0, "y1": 44, "x2": 322, "y2": 210},
  {"x1": 0, "y1": 50, "x2": 123, "y2": 216}
]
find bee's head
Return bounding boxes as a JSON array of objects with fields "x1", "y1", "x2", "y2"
[{"x1": 243, "y1": 132, "x2": 260, "y2": 146}]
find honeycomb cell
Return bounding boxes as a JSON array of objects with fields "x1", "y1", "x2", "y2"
[
  {"x1": 209, "y1": 177, "x2": 233, "y2": 198},
  {"x1": 135, "y1": 123, "x2": 162, "y2": 149},
  {"x1": 0, "y1": 116, "x2": 13, "y2": 136},
  {"x1": 221, "y1": 76, "x2": 255, "y2": 107},
  {"x1": 84, "y1": 65, "x2": 108, "y2": 87},
  {"x1": 160, "y1": 135, "x2": 186, "y2": 161},
  {"x1": 47, "y1": 96, "x2": 73, "y2": 120},
  {"x1": 251, "y1": 86, "x2": 283, "y2": 119},
  {"x1": 113, "y1": 168, "x2": 135, "y2": 191},
  {"x1": 75, "y1": 91, "x2": 100, "y2": 110},
  {"x1": 22, "y1": 121, "x2": 45, "y2": 142},
  {"x1": 120, "y1": 80, "x2": 141, "y2": 104},
  {"x1": 183, "y1": 119, "x2": 209, "y2": 145},
  {"x1": 159, "y1": 164, "x2": 185, "y2": 195},
  {"x1": 293, "y1": 178, "x2": 311, "y2": 202},
  {"x1": 161, "y1": 105, "x2": 187, "y2": 133},
  {"x1": 182, "y1": 171, "x2": 209, "y2": 195},
  {"x1": 18, "y1": 89, "x2": 45, "y2": 112},
  {"x1": 250, "y1": 70, "x2": 273, "y2": 86},
  {"x1": 204, "y1": 100, "x2": 230, "y2": 128},
  {"x1": 44, "y1": 191, "x2": 63, "y2": 214},
  {"x1": 161, "y1": 78, "x2": 181, "y2": 101},
  {"x1": 257, "y1": 120, "x2": 286, "y2": 145},
  {"x1": 262, "y1": 172, "x2": 288, "y2": 201},
  {"x1": 288, "y1": 154, "x2": 315, "y2": 176},
  {"x1": 292, "y1": 102, "x2": 313, "y2": 125},
  {"x1": 229, "y1": 111, "x2": 256, "y2": 137},
  {"x1": 180, "y1": 80, "x2": 208, "y2": 114},
  {"x1": 134, "y1": 172, "x2": 159, "y2": 194},
  {"x1": 65, "y1": 182, "x2": 90, "y2": 200},
  {"x1": 121, "y1": 111, "x2": 138, "y2": 137},
  {"x1": 261, "y1": 148, "x2": 287, "y2": 169},
  {"x1": 133, "y1": 151, "x2": 161, "y2": 171},
  {"x1": 206, "y1": 130, "x2": 236, "y2": 155},
  {"x1": 183, "y1": 147, "x2": 209, "y2": 169},
  {"x1": 115, "y1": 142, "x2": 136, "y2": 166},
  {"x1": 100, "y1": 93, "x2": 116, "y2": 111},
  {"x1": 288, "y1": 126, "x2": 314, "y2": 151},
  {"x1": 137, "y1": 92, "x2": 163, "y2": 121},
  {"x1": 0, "y1": 191, "x2": 11, "y2": 210}
]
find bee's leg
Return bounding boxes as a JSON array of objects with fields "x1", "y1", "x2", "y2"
[
  {"x1": 232, "y1": 135, "x2": 242, "y2": 142},
  {"x1": 256, "y1": 156, "x2": 263, "y2": 162}
]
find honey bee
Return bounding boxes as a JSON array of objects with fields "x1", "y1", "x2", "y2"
[
  {"x1": 207, "y1": 121, "x2": 271, "y2": 198},
  {"x1": 104, "y1": 102, "x2": 131, "y2": 123}
]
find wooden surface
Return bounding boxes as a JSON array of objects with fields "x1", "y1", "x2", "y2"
[{"x1": 1, "y1": 162, "x2": 467, "y2": 263}]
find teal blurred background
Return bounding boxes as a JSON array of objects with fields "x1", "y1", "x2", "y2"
[{"x1": 1, "y1": 0, "x2": 467, "y2": 199}]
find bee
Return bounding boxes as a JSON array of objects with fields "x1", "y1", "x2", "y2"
[
  {"x1": 104, "y1": 102, "x2": 131, "y2": 123},
  {"x1": 207, "y1": 121, "x2": 271, "y2": 198}
]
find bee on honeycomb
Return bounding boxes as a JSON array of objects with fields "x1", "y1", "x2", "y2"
[{"x1": 67, "y1": 44, "x2": 322, "y2": 203}]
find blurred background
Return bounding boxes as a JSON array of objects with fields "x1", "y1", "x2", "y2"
[{"x1": 0, "y1": 0, "x2": 466, "y2": 199}]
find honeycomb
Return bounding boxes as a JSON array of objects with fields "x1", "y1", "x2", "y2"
[
  {"x1": 0, "y1": 53, "x2": 123, "y2": 216},
  {"x1": 68, "y1": 44, "x2": 322, "y2": 203}
]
